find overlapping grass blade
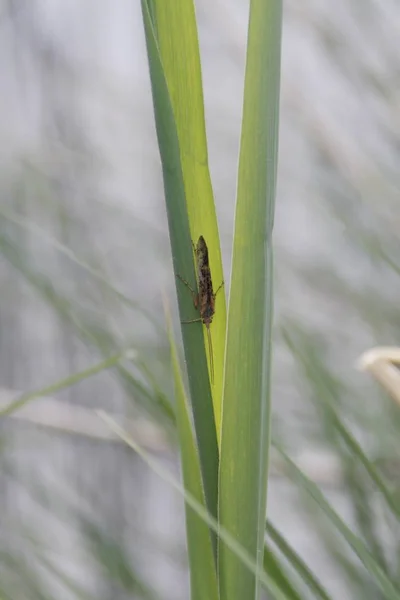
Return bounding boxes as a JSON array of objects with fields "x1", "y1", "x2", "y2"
[
  {"x1": 141, "y1": 0, "x2": 218, "y2": 526},
  {"x1": 263, "y1": 543, "x2": 305, "y2": 600},
  {"x1": 276, "y1": 448, "x2": 400, "y2": 600},
  {"x1": 98, "y1": 411, "x2": 291, "y2": 600},
  {"x1": 266, "y1": 521, "x2": 333, "y2": 600},
  {"x1": 0, "y1": 233, "x2": 175, "y2": 424},
  {"x1": 314, "y1": 520, "x2": 385, "y2": 600},
  {"x1": 165, "y1": 300, "x2": 218, "y2": 595},
  {"x1": 282, "y1": 326, "x2": 400, "y2": 521},
  {"x1": 0, "y1": 353, "x2": 126, "y2": 417},
  {"x1": 80, "y1": 522, "x2": 158, "y2": 599},
  {"x1": 218, "y1": 1, "x2": 282, "y2": 598},
  {"x1": 342, "y1": 459, "x2": 389, "y2": 574},
  {"x1": 282, "y1": 326, "x2": 399, "y2": 588},
  {"x1": 149, "y1": 1, "x2": 227, "y2": 431},
  {"x1": 0, "y1": 204, "x2": 156, "y2": 325}
]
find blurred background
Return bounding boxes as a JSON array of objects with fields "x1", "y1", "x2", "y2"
[{"x1": 0, "y1": 0, "x2": 399, "y2": 598}]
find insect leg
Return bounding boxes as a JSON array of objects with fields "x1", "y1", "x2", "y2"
[
  {"x1": 176, "y1": 274, "x2": 201, "y2": 312},
  {"x1": 214, "y1": 280, "x2": 225, "y2": 297},
  {"x1": 181, "y1": 317, "x2": 203, "y2": 324},
  {"x1": 176, "y1": 274, "x2": 197, "y2": 294}
]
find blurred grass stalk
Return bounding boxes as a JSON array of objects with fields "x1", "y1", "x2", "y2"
[
  {"x1": 282, "y1": 327, "x2": 400, "y2": 599},
  {"x1": 141, "y1": 0, "x2": 282, "y2": 598}
]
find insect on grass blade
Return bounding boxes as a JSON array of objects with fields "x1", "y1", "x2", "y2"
[{"x1": 177, "y1": 236, "x2": 223, "y2": 386}]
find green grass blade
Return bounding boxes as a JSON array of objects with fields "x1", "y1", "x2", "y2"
[
  {"x1": 341, "y1": 460, "x2": 389, "y2": 574},
  {"x1": 38, "y1": 556, "x2": 106, "y2": 600},
  {"x1": 218, "y1": 1, "x2": 282, "y2": 599},
  {"x1": 151, "y1": 0, "x2": 227, "y2": 430},
  {"x1": 312, "y1": 517, "x2": 385, "y2": 600},
  {"x1": 282, "y1": 326, "x2": 400, "y2": 521},
  {"x1": 263, "y1": 544, "x2": 305, "y2": 600},
  {"x1": 0, "y1": 233, "x2": 175, "y2": 423},
  {"x1": 165, "y1": 300, "x2": 218, "y2": 595},
  {"x1": 0, "y1": 205, "x2": 157, "y2": 326},
  {"x1": 277, "y1": 448, "x2": 400, "y2": 600},
  {"x1": 0, "y1": 352, "x2": 127, "y2": 417},
  {"x1": 80, "y1": 522, "x2": 158, "y2": 600},
  {"x1": 141, "y1": 0, "x2": 218, "y2": 527},
  {"x1": 98, "y1": 411, "x2": 291, "y2": 600},
  {"x1": 266, "y1": 521, "x2": 333, "y2": 600}
]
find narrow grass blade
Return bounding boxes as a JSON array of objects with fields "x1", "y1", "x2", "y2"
[
  {"x1": 79, "y1": 523, "x2": 158, "y2": 600},
  {"x1": 218, "y1": 1, "x2": 282, "y2": 599},
  {"x1": 282, "y1": 326, "x2": 400, "y2": 521},
  {"x1": 0, "y1": 353, "x2": 127, "y2": 417},
  {"x1": 277, "y1": 448, "x2": 400, "y2": 600},
  {"x1": 150, "y1": 0, "x2": 227, "y2": 430},
  {"x1": 38, "y1": 556, "x2": 103, "y2": 600},
  {"x1": 266, "y1": 521, "x2": 333, "y2": 600},
  {"x1": 98, "y1": 411, "x2": 291, "y2": 600},
  {"x1": 342, "y1": 460, "x2": 389, "y2": 574},
  {"x1": 141, "y1": 0, "x2": 218, "y2": 526},
  {"x1": 164, "y1": 299, "x2": 218, "y2": 595},
  {"x1": 0, "y1": 234, "x2": 176, "y2": 423},
  {"x1": 313, "y1": 518, "x2": 385, "y2": 600},
  {"x1": 263, "y1": 544, "x2": 305, "y2": 600},
  {"x1": 0, "y1": 205, "x2": 157, "y2": 326}
]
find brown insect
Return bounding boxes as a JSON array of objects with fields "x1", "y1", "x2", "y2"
[{"x1": 177, "y1": 235, "x2": 224, "y2": 385}]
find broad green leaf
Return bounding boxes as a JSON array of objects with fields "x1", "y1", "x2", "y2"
[
  {"x1": 151, "y1": 0, "x2": 227, "y2": 431},
  {"x1": 218, "y1": 1, "x2": 282, "y2": 599},
  {"x1": 141, "y1": 0, "x2": 219, "y2": 527},
  {"x1": 165, "y1": 300, "x2": 218, "y2": 596},
  {"x1": 277, "y1": 448, "x2": 400, "y2": 600}
]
